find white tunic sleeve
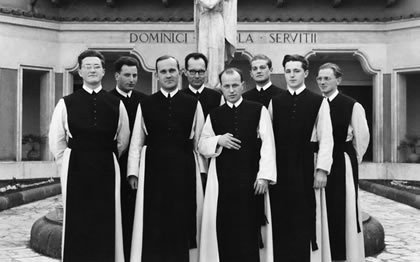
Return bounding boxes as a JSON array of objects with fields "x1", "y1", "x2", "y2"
[
  {"x1": 127, "y1": 104, "x2": 147, "y2": 178},
  {"x1": 198, "y1": 115, "x2": 223, "y2": 158},
  {"x1": 256, "y1": 107, "x2": 277, "y2": 184},
  {"x1": 116, "y1": 101, "x2": 130, "y2": 158},
  {"x1": 350, "y1": 102, "x2": 370, "y2": 163},
  {"x1": 191, "y1": 102, "x2": 208, "y2": 173},
  {"x1": 311, "y1": 99, "x2": 334, "y2": 173},
  {"x1": 48, "y1": 99, "x2": 70, "y2": 164}
]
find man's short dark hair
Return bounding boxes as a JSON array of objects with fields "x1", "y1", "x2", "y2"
[
  {"x1": 78, "y1": 49, "x2": 105, "y2": 69},
  {"x1": 318, "y1": 62, "x2": 343, "y2": 78},
  {"x1": 282, "y1": 54, "x2": 309, "y2": 71},
  {"x1": 114, "y1": 56, "x2": 140, "y2": 73},
  {"x1": 155, "y1": 55, "x2": 180, "y2": 71},
  {"x1": 184, "y1": 52, "x2": 208, "y2": 70},
  {"x1": 219, "y1": 67, "x2": 244, "y2": 83},
  {"x1": 251, "y1": 54, "x2": 272, "y2": 69}
]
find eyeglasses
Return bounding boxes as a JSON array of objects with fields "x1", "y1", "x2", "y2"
[
  {"x1": 82, "y1": 64, "x2": 103, "y2": 70},
  {"x1": 251, "y1": 65, "x2": 269, "y2": 71},
  {"x1": 188, "y1": 69, "x2": 206, "y2": 76},
  {"x1": 316, "y1": 76, "x2": 334, "y2": 82}
]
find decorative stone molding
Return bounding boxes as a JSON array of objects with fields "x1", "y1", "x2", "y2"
[{"x1": 1, "y1": 5, "x2": 420, "y2": 22}]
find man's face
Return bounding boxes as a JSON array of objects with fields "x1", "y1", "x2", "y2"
[
  {"x1": 78, "y1": 57, "x2": 105, "y2": 87},
  {"x1": 317, "y1": 68, "x2": 341, "y2": 97},
  {"x1": 116, "y1": 65, "x2": 138, "y2": 93},
  {"x1": 156, "y1": 58, "x2": 180, "y2": 92},
  {"x1": 284, "y1": 61, "x2": 308, "y2": 90},
  {"x1": 250, "y1": 59, "x2": 272, "y2": 85},
  {"x1": 186, "y1": 58, "x2": 207, "y2": 89},
  {"x1": 220, "y1": 71, "x2": 244, "y2": 104}
]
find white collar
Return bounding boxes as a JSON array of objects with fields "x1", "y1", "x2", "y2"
[
  {"x1": 325, "y1": 89, "x2": 339, "y2": 101},
  {"x1": 83, "y1": 85, "x2": 102, "y2": 94},
  {"x1": 287, "y1": 84, "x2": 306, "y2": 96},
  {"x1": 188, "y1": 85, "x2": 205, "y2": 94},
  {"x1": 116, "y1": 86, "x2": 132, "y2": 98},
  {"x1": 256, "y1": 81, "x2": 272, "y2": 92},
  {"x1": 226, "y1": 97, "x2": 243, "y2": 108},
  {"x1": 160, "y1": 88, "x2": 178, "y2": 98}
]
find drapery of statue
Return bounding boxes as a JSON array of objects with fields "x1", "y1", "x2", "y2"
[{"x1": 195, "y1": 0, "x2": 237, "y2": 89}]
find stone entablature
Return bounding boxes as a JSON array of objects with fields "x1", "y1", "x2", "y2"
[
  {"x1": 1, "y1": 0, "x2": 420, "y2": 23},
  {"x1": 2, "y1": 15, "x2": 420, "y2": 73}
]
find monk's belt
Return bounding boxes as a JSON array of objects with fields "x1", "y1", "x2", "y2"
[
  {"x1": 68, "y1": 137, "x2": 117, "y2": 152},
  {"x1": 146, "y1": 137, "x2": 193, "y2": 150},
  {"x1": 334, "y1": 141, "x2": 354, "y2": 153}
]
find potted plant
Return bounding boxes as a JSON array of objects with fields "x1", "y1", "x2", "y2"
[
  {"x1": 22, "y1": 134, "x2": 46, "y2": 161},
  {"x1": 398, "y1": 134, "x2": 420, "y2": 163}
]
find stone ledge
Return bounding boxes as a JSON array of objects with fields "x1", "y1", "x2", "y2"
[
  {"x1": 0, "y1": 183, "x2": 61, "y2": 211},
  {"x1": 360, "y1": 180, "x2": 420, "y2": 210}
]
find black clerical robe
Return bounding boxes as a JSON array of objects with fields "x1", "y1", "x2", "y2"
[
  {"x1": 198, "y1": 99, "x2": 276, "y2": 262},
  {"x1": 49, "y1": 87, "x2": 130, "y2": 262},
  {"x1": 109, "y1": 88, "x2": 147, "y2": 262},
  {"x1": 181, "y1": 86, "x2": 222, "y2": 117},
  {"x1": 243, "y1": 84, "x2": 284, "y2": 108},
  {"x1": 128, "y1": 90, "x2": 205, "y2": 262},
  {"x1": 270, "y1": 88, "x2": 333, "y2": 262},
  {"x1": 326, "y1": 92, "x2": 369, "y2": 261}
]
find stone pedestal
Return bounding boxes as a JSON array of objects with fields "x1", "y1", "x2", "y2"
[
  {"x1": 30, "y1": 206, "x2": 63, "y2": 259},
  {"x1": 362, "y1": 212, "x2": 385, "y2": 256}
]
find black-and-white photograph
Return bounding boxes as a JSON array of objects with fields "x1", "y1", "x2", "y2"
[{"x1": 1, "y1": 0, "x2": 420, "y2": 261}]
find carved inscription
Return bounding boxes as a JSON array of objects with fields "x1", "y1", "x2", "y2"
[{"x1": 129, "y1": 32, "x2": 317, "y2": 44}]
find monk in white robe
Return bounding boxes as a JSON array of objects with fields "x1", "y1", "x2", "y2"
[
  {"x1": 127, "y1": 56, "x2": 206, "y2": 262},
  {"x1": 49, "y1": 50, "x2": 129, "y2": 262},
  {"x1": 317, "y1": 63, "x2": 370, "y2": 262},
  {"x1": 199, "y1": 68, "x2": 276, "y2": 262},
  {"x1": 269, "y1": 55, "x2": 333, "y2": 262}
]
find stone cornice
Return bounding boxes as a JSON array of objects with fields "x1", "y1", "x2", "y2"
[{"x1": 1, "y1": 6, "x2": 420, "y2": 23}]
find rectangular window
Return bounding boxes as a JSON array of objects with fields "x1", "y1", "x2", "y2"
[
  {"x1": 21, "y1": 68, "x2": 53, "y2": 161},
  {"x1": 397, "y1": 73, "x2": 420, "y2": 163}
]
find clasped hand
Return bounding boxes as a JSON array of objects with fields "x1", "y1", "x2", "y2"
[{"x1": 218, "y1": 133, "x2": 241, "y2": 150}]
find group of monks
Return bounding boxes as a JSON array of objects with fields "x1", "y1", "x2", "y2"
[{"x1": 49, "y1": 49, "x2": 370, "y2": 262}]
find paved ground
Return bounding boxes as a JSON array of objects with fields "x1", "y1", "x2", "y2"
[
  {"x1": 0, "y1": 190, "x2": 419, "y2": 262},
  {"x1": 0, "y1": 195, "x2": 60, "y2": 262}
]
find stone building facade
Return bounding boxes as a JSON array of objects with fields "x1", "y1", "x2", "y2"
[{"x1": 1, "y1": 0, "x2": 420, "y2": 180}]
